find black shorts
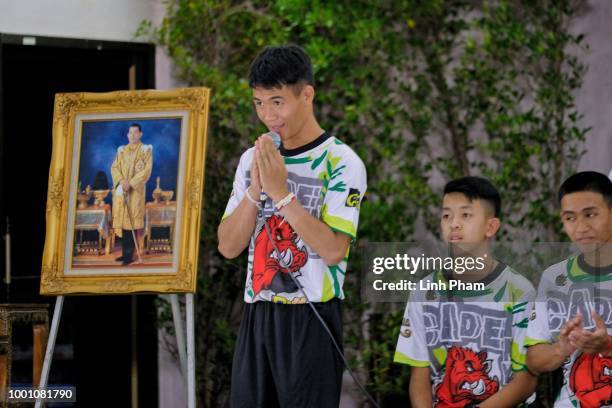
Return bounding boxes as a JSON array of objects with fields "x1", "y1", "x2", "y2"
[{"x1": 230, "y1": 299, "x2": 344, "y2": 408}]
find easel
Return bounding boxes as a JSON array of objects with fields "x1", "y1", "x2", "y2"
[{"x1": 34, "y1": 293, "x2": 196, "y2": 408}]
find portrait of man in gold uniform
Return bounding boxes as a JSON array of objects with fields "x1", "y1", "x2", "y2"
[
  {"x1": 110, "y1": 123, "x2": 153, "y2": 265},
  {"x1": 69, "y1": 117, "x2": 182, "y2": 271}
]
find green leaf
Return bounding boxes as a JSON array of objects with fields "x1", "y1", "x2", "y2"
[
  {"x1": 494, "y1": 282, "x2": 507, "y2": 302},
  {"x1": 311, "y1": 150, "x2": 328, "y2": 169}
]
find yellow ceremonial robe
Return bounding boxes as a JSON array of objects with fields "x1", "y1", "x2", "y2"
[{"x1": 110, "y1": 142, "x2": 153, "y2": 233}]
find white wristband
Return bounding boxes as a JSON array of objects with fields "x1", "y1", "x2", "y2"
[
  {"x1": 245, "y1": 188, "x2": 261, "y2": 208},
  {"x1": 274, "y1": 192, "x2": 295, "y2": 211}
]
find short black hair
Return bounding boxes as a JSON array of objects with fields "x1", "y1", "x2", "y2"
[
  {"x1": 558, "y1": 171, "x2": 612, "y2": 207},
  {"x1": 129, "y1": 123, "x2": 142, "y2": 132},
  {"x1": 248, "y1": 44, "x2": 314, "y2": 90},
  {"x1": 443, "y1": 176, "x2": 502, "y2": 217}
]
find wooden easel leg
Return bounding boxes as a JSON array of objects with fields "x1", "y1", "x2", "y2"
[
  {"x1": 33, "y1": 324, "x2": 48, "y2": 387},
  {"x1": 0, "y1": 351, "x2": 8, "y2": 407}
]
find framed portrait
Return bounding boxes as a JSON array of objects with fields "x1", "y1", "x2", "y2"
[{"x1": 40, "y1": 88, "x2": 210, "y2": 295}]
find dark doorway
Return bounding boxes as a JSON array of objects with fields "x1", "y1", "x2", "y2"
[{"x1": 0, "y1": 34, "x2": 158, "y2": 407}]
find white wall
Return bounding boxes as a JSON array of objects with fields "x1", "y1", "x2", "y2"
[
  {"x1": 573, "y1": 0, "x2": 612, "y2": 175},
  {"x1": 0, "y1": 0, "x2": 154, "y2": 42},
  {"x1": 0, "y1": 0, "x2": 180, "y2": 90}
]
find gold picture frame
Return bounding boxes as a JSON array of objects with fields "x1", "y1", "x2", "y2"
[{"x1": 40, "y1": 88, "x2": 210, "y2": 295}]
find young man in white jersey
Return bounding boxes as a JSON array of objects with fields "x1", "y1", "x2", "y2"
[
  {"x1": 395, "y1": 176, "x2": 537, "y2": 407},
  {"x1": 217, "y1": 45, "x2": 367, "y2": 407},
  {"x1": 526, "y1": 171, "x2": 612, "y2": 407}
]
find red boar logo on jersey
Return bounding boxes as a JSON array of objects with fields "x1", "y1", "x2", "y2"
[
  {"x1": 569, "y1": 352, "x2": 612, "y2": 408},
  {"x1": 252, "y1": 215, "x2": 308, "y2": 296},
  {"x1": 435, "y1": 346, "x2": 499, "y2": 408}
]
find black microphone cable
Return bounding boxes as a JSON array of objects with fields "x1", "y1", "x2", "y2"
[{"x1": 258, "y1": 204, "x2": 380, "y2": 408}]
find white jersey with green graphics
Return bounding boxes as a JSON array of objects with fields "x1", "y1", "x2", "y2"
[
  {"x1": 394, "y1": 264, "x2": 536, "y2": 407},
  {"x1": 222, "y1": 133, "x2": 367, "y2": 304},
  {"x1": 526, "y1": 255, "x2": 612, "y2": 408}
]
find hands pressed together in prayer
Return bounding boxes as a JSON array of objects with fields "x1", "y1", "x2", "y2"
[{"x1": 248, "y1": 134, "x2": 289, "y2": 203}]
